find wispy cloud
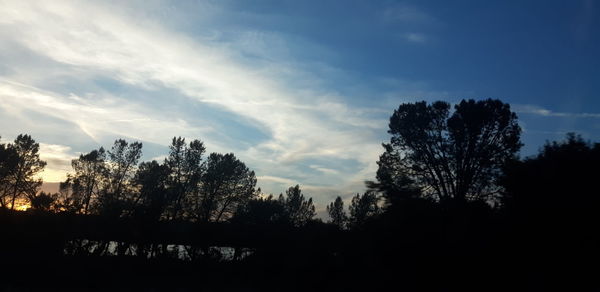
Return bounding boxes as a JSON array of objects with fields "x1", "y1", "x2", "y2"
[
  {"x1": 403, "y1": 32, "x2": 428, "y2": 43},
  {"x1": 381, "y1": 3, "x2": 439, "y2": 44},
  {"x1": 309, "y1": 165, "x2": 339, "y2": 175},
  {"x1": 514, "y1": 104, "x2": 600, "y2": 118},
  {"x1": 0, "y1": 81, "x2": 211, "y2": 145},
  {"x1": 38, "y1": 143, "x2": 75, "y2": 182},
  {"x1": 256, "y1": 175, "x2": 298, "y2": 187},
  {"x1": 0, "y1": 1, "x2": 394, "y2": 205}
]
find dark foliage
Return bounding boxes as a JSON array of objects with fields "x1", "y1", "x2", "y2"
[
  {"x1": 371, "y1": 99, "x2": 521, "y2": 203},
  {"x1": 278, "y1": 185, "x2": 316, "y2": 227},
  {"x1": 28, "y1": 191, "x2": 56, "y2": 211},
  {"x1": 326, "y1": 196, "x2": 347, "y2": 229},
  {"x1": 348, "y1": 192, "x2": 380, "y2": 229},
  {"x1": 232, "y1": 195, "x2": 288, "y2": 225},
  {"x1": 0, "y1": 134, "x2": 46, "y2": 209},
  {"x1": 0, "y1": 101, "x2": 597, "y2": 290},
  {"x1": 196, "y1": 152, "x2": 258, "y2": 222}
]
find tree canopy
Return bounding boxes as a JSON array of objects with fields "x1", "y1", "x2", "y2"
[
  {"x1": 372, "y1": 99, "x2": 522, "y2": 204},
  {"x1": 278, "y1": 185, "x2": 316, "y2": 227},
  {"x1": 327, "y1": 196, "x2": 347, "y2": 229},
  {"x1": 50, "y1": 137, "x2": 261, "y2": 224},
  {"x1": 0, "y1": 135, "x2": 46, "y2": 209},
  {"x1": 2, "y1": 106, "x2": 598, "y2": 290},
  {"x1": 348, "y1": 192, "x2": 380, "y2": 228}
]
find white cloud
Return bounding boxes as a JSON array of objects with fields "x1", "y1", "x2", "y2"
[
  {"x1": 309, "y1": 165, "x2": 339, "y2": 175},
  {"x1": 0, "y1": 1, "x2": 396, "y2": 204},
  {"x1": 0, "y1": 81, "x2": 211, "y2": 145},
  {"x1": 403, "y1": 32, "x2": 427, "y2": 43},
  {"x1": 514, "y1": 104, "x2": 600, "y2": 118},
  {"x1": 381, "y1": 3, "x2": 439, "y2": 46},
  {"x1": 404, "y1": 32, "x2": 427, "y2": 43},
  {"x1": 38, "y1": 143, "x2": 76, "y2": 182},
  {"x1": 256, "y1": 175, "x2": 298, "y2": 186}
]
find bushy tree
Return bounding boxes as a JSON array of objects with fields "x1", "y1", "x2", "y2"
[
  {"x1": 164, "y1": 137, "x2": 206, "y2": 220},
  {"x1": 133, "y1": 160, "x2": 170, "y2": 221},
  {"x1": 279, "y1": 185, "x2": 316, "y2": 227},
  {"x1": 501, "y1": 133, "x2": 600, "y2": 215},
  {"x1": 373, "y1": 99, "x2": 521, "y2": 203},
  {"x1": 348, "y1": 192, "x2": 380, "y2": 228},
  {"x1": 195, "y1": 153, "x2": 258, "y2": 222},
  {"x1": 0, "y1": 137, "x2": 19, "y2": 207},
  {"x1": 29, "y1": 191, "x2": 56, "y2": 211},
  {"x1": 59, "y1": 148, "x2": 107, "y2": 214},
  {"x1": 0, "y1": 135, "x2": 46, "y2": 209},
  {"x1": 232, "y1": 194, "x2": 288, "y2": 225},
  {"x1": 95, "y1": 139, "x2": 142, "y2": 217}
]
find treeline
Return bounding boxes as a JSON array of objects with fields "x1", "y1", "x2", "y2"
[
  {"x1": 2, "y1": 99, "x2": 599, "y2": 233},
  {"x1": 0, "y1": 136, "x2": 316, "y2": 224},
  {"x1": 0, "y1": 135, "x2": 383, "y2": 229},
  {"x1": 1, "y1": 99, "x2": 599, "y2": 290}
]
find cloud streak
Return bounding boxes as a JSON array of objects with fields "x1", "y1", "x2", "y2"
[
  {"x1": 514, "y1": 104, "x2": 600, "y2": 118},
  {"x1": 0, "y1": 0, "x2": 394, "y2": 205},
  {"x1": 38, "y1": 143, "x2": 75, "y2": 182}
]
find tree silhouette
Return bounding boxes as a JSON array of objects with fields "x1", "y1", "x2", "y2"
[
  {"x1": 0, "y1": 135, "x2": 46, "y2": 209},
  {"x1": 28, "y1": 191, "x2": 56, "y2": 211},
  {"x1": 326, "y1": 196, "x2": 347, "y2": 229},
  {"x1": 348, "y1": 192, "x2": 380, "y2": 228},
  {"x1": 367, "y1": 164, "x2": 421, "y2": 210},
  {"x1": 279, "y1": 185, "x2": 316, "y2": 227},
  {"x1": 3, "y1": 130, "x2": 599, "y2": 290},
  {"x1": 501, "y1": 133, "x2": 600, "y2": 217},
  {"x1": 133, "y1": 160, "x2": 170, "y2": 221},
  {"x1": 497, "y1": 133, "x2": 600, "y2": 290},
  {"x1": 0, "y1": 137, "x2": 19, "y2": 207},
  {"x1": 232, "y1": 194, "x2": 288, "y2": 225},
  {"x1": 164, "y1": 137, "x2": 205, "y2": 220},
  {"x1": 96, "y1": 139, "x2": 142, "y2": 217},
  {"x1": 59, "y1": 148, "x2": 107, "y2": 214},
  {"x1": 374, "y1": 99, "x2": 521, "y2": 203},
  {"x1": 195, "y1": 153, "x2": 258, "y2": 222}
]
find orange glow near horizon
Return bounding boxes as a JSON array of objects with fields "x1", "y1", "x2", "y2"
[
  {"x1": 16, "y1": 203, "x2": 30, "y2": 211},
  {"x1": 6, "y1": 203, "x2": 31, "y2": 211},
  {"x1": 6, "y1": 198, "x2": 32, "y2": 211}
]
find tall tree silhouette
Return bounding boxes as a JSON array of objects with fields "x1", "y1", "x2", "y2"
[
  {"x1": 373, "y1": 99, "x2": 521, "y2": 203},
  {"x1": 133, "y1": 160, "x2": 170, "y2": 221},
  {"x1": 0, "y1": 135, "x2": 46, "y2": 209},
  {"x1": 164, "y1": 137, "x2": 205, "y2": 220},
  {"x1": 327, "y1": 196, "x2": 347, "y2": 229},
  {"x1": 96, "y1": 139, "x2": 142, "y2": 217},
  {"x1": 279, "y1": 185, "x2": 315, "y2": 227},
  {"x1": 0, "y1": 137, "x2": 19, "y2": 207},
  {"x1": 195, "y1": 153, "x2": 258, "y2": 222},
  {"x1": 59, "y1": 148, "x2": 107, "y2": 214}
]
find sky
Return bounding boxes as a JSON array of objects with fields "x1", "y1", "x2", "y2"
[{"x1": 0, "y1": 0, "x2": 599, "y2": 211}]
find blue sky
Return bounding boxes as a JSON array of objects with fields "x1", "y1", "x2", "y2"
[{"x1": 0, "y1": 0, "x2": 598, "y2": 210}]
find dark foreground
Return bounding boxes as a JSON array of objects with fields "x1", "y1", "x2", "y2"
[{"x1": 1, "y1": 203, "x2": 598, "y2": 292}]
